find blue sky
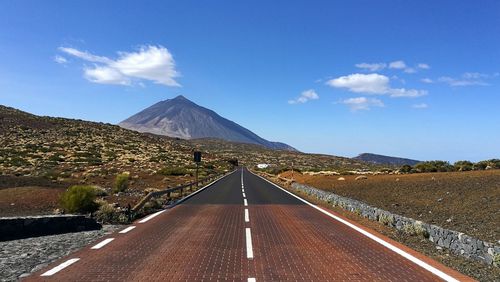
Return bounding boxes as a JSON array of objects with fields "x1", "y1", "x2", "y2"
[{"x1": 1, "y1": 1, "x2": 499, "y2": 162}]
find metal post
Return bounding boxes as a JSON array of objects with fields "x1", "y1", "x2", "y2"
[{"x1": 196, "y1": 162, "x2": 199, "y2": 187}]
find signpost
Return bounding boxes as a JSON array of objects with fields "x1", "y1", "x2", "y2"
[{"x1": 194, "y1": 151, "x2": 202, "y2": 185}]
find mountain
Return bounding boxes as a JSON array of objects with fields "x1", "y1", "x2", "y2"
[
  {"x1": 119, "y1": 95, "x2": 296, "y2": 151},
  {"x1": 354, "y1": 153, "x2": 420, "y2": 166}
]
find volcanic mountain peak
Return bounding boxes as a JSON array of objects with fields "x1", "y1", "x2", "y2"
[{"x1": 119, "y1": 95, "x2": 296, "y2": 151}]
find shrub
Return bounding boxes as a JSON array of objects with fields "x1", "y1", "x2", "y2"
[
  {"x1": 60, "y1": 185, "x2": 99, "y2": 213},
  {"x1": 399, "y1": 165, "x2": 413, "y2": 173},
  {"x1": 113, "y1": 173, "x2": 129, "y2": 193},
  {"x1": 414, "y1": 161, "x2": 453, "y2": 173},
  {"x1": 157, "y1": 167, "x2": 190, "y2": 176},
  {"x1": 378, "y1": 213, "x2": 394, "y2": 226},
  {"x1": 454, "y1": 160, "x2": 473, "y2": 171}
]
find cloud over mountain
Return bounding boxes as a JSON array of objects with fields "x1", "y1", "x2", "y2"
[{"x1": 58, "y1": 45, "x2": 180, "y2": 87}]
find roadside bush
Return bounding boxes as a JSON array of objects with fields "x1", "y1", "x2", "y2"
[
  {"x1": 113, "y1": 173, "x2": 129, "y2": 193},
  {"x1": 454, "y1": 160, "x2": 473, "y2": 171},
  {"x1": 157, "y1": 167, "x2": 190, "y2": 176},
  {"x1": 60, "y1": 185, "x2": 99, "y2": 213},
  {"x1": 94, "y1": 200, "x2": 130, "y2": 224}
]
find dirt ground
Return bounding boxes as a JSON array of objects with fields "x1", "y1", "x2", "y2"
[
  {"x1": 0, "y1": 173, "x2": 207, "y2": 217},
  {"x1": 0, "y1": 187, "x2": 66, "y2": 217},
  {"x1": 279, "y1": 170, "x2": 500, "y2": 243}
]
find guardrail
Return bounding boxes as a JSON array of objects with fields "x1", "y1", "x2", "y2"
[{"x1": 132, "y1": 171, "x2": 232, "y2": 213}]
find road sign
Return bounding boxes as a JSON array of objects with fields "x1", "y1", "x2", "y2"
[{"x1": 194, "y1": 151, "x2": 202, "y2": 163}]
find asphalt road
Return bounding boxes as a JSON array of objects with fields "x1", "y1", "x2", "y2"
[{"x1": 25, "y1": 168, "x2": 471, "y2": 281}]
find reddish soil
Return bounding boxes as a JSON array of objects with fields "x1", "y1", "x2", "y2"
[
  {"x1": 279, "y1": 170, "x2": 500, "y2": 243},
  {"x1": 0, "y1": 186, "x2": 65, "y2": 217},
  {"x1": 0, "y1": 173, "x2": 210, "y2": 217}
]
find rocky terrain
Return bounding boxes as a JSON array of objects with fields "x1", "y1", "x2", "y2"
[
  {"x1": 0, "y1": 104, "x2": 374, "y2": 216},
  {"x1": 0, "y1": 225, "x2": 120, "y2": 281}
]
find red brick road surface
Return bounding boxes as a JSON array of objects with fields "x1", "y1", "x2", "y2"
[{"x1": 24, "y1": 168, "x2": 472, "y2": 281}]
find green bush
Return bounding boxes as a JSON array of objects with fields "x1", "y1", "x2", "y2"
[
  {"x1": 113, "y1": 173, "x2": 129, "y2": 193},
  {"x1": 60, "y1": 185, "x2": 99, "y2": 213},
  {"x1": 399, "y1": 164, "x2": 413, "y2": 173},
  {"x1": 157, "y1": 167, "x2": 190, "y2": 176},
  {"x1": 414, "y1": 161, "x2": 453, "y2": 173},
  {"x1": 454, "y1": 160, "x2": 473, "y2": 171}
]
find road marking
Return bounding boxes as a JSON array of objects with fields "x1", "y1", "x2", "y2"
[
  {"x1": 41, "y1": 258, "x2": 80, "y2": 276},
  {"x1": 244, "y1": 199, "x2": 248, "y2": 206},
  {"x1": 245, "y1": 228, "x2": 254, "y2": 259},
  {"x1": 245, "y1": 208, "x2": 250, "y2": 222},
  {"x1": 242, "y1": 192, "x2": 246, "y2": 198},
  {"x1": 119, "y1": 226, "x2": 136, "y2": 234},
  {"x1": 242, "y1": 188, "x2": 245, "y2": 192},
  {"x1": 248, "y1": 278, "x2": 256, "y2": 282},
  {"x1": 138, "y1": 210, "x2": 166, "y2": 223},
  {"x1": 253, "y1": 172, "x2": 460, "y2": 282},
  {"x1": 91, "y1": 238, "x2": 114, "y2": 249}
]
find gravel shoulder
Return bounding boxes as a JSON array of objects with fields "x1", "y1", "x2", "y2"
[{"x1": 0, "y1": 225, "x2": 121, "y2": 282}]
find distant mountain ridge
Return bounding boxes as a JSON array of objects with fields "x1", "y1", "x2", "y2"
[
  {"x1": 119, "y1": 95, "x2": 296, "y2": 151},
  {"x1": 354, "y1": 153, "x2": 420, "y2": 166}
]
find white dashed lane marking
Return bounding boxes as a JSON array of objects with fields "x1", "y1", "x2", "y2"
[
  {"x1": 41, "y1": 258, "x2": 80, "y2": 276},
  {"x1": 119, "y1": 226, "x2": 136, "y2": 234},
  {"x1": 245, "y1": 208, "x2": 250, "y2": 222},
  {"x1": 244, "y1": 199, "x2": 248, "y2": 206},
  {"x1": 91, "y1": 238, "x2": 114, "y2": 250},
  {"x1": 245, "y1": 228, "x2": 254, "y2": 259}
]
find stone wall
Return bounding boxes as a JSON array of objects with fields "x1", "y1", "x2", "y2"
[
  {"x1": 290, "y1": 182, "x2": 500, "y2": 267},
  {"x1": 0, "y1": 215, "x2": 101, "y2": 241}
]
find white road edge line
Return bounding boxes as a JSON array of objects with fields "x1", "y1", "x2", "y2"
[
  {"x1": 252, "y1": 172, "x2": 460, "y2": 282},
  {"x1": 41, "y1": 258, "x2": 80, "y2": 276},
  {"x1": 245, "y1": 208, "x2": 250, "y2": 222},
  {"x1": 248, "y1": 278, "x2": 256, "y2": 282},
  {"x1": 119, "y1": 226, "x2": 136, "y2": 234},
  {"x1": 138, "y1": 210, "x2": 166, "y2": 223},
  {"x1": 242, "y1": 192, "x2": 246, "y2": 198},
  {"x1": 91, "y1": 238, "x2": 114, "y2": 249},
  {"x1": 245, "y1": 228, "x2": 254, "y2": 259},
  {"x1": 244, "y1": 199, "x2": 248, "y2": 206}
]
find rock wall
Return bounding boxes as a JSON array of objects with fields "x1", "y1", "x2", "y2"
[
  {"x1": 291, "y1": 182, "x2": 500, "y2": 267},
  {"x1": 0, "y1": 215, "x2": 101, "y2": 241}
]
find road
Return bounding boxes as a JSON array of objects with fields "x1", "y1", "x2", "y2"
[{"x1": 26, "y1": 168, "x2": 471, "y2": 281}]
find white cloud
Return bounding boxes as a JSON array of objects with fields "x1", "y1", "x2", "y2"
[
  {"x1": 59, "y1": 47, "x2": 112, "y2": 64},
  {"x1": 340, "y1": 97, "x2": 384, "y2": 111},
  {"x1": 327, "y1": 73, "x2": 389, "y2": 94},
  {"x1": 404, "y1": 67, "x2": 416, "y2": 74},
  {"x1": 288, "y1": 89, "x2": 319, "y2": 104},
  {"x1": 421, "y1": 78, "x2": 433, "y2": 84},
  {"x1": 58, "y1": 45, "x2": 180, "y2": 86},
  {"x1": 355, "y1": 62, "x2": 386, "y2": 72},
  {"x1": 412, "y1": 103, "x2": 428, "y2": 109},
  {"x1": 326, "y1": 73, "x2": 427, "y2": 98},
  {"x1": 389, "y1": 60, "x2": 407, "y2": 69},
  {"x1": 418, "y1": 63, "x2": 430, "y2": 69},
  {"x1": 53, "y1": 55, "x2": 68, "y2": 64},
  {"x1": 438, "y1": 75, "x2": 488, "y2": 87}
]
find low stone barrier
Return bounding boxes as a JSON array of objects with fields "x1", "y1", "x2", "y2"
[
  {"x1": 0, "y1": 215, "x2": 102, "y2": 241},
  {"x1": 290, "y1": 182, "x2": 500, "y2": 267}
]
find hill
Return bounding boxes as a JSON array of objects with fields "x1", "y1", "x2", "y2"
[
  {"x1": 0, "y1": 105, "x2": 374, "y2": 185},
  {"x1": 354, "y1": 153, "x2": 420, "y2": 166},
  {"x1": 119, "y1": 95, "x2": 296, "y2": 151}
]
